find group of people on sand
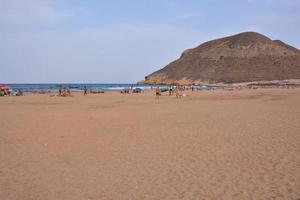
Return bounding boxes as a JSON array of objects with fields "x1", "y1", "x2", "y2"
[
  {"x1": 55, "y1": 85, "x2": 190, "y2": 98},
  {"x1": 0, "y1": 89, "x2": 11, "y2": 96},
  {"x1": 155, "y1": 86, "x2": 188, "y2": 99},
  {"x1": 58, "y1": 87, "x2": 72, "y2": 97},
  {"x1": 57, "y1": 85, "x2": 104, "y2": 97},
  {"x1": 0, "y1": 89, "x2": 23, "y2": 97},
  {"x1": 120, "y1": 87, "x2": 142, "y2": 94},
  {"x1": 83, "y1": 86, "x2": 105, "y2": 95},
  {"x1": 56, "y1": 86, "x2": 93, "y2": 97},
  {"x1": 121, "y1": 88, "x2": 131, "y2": 94}
]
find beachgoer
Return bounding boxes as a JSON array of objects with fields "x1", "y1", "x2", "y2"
[
  {"x1": 155, "y1": 87, "x2": 161, "y2": 99},
  {"x1": 84, "y1": 86, "x2": 88, "y2": 96},
  {"x1": 58, "y1": 88, "x2": 62, "y2": 96},
  {"x1": 67, "y1": 88, "x2": 71, "y2": 96},
  {"x1": 17, "y1": 89, "x2": 23, "y2": 96},
  {"x1": 169, "y1": 87, "x2": 173, "y2": 96},
  {"x1": 176, "y1": 88, "x2": 181, "y2": 98},
  {"x1": 62, "y1": 88, "x2": 67, "y2": 96}
]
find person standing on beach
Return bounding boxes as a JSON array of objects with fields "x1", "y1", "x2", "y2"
[
  {"x1": 169, "y1": 87, "x2": 173, "y2": 96},
  {"x1": 176, "y1": 87, "x2": 181, "y2": 98},
  {"x1": 83, "y1": 86, "x2": 88, "y2": 96},
  {"x1": 67, "y1": 88, "x2": 71, "y2": 96},
  {"x1": 155, "y1": 87, "x2": 161, "y2": 99}
]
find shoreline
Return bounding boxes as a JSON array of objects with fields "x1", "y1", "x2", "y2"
[{"x1": 2, "y1": 79, "x2": 300, "y2": 93}]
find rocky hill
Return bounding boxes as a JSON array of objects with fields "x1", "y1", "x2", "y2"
[{"x1": 140, "y1": 32, "x2": 300, "y2": 85}]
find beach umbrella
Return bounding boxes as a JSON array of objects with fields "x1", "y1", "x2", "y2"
[{"x1": 0, "y1": 85, "x2": 11, "y2": 89}]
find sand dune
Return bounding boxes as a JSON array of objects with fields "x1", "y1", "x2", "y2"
[{"x1": 1, "y1": 89, "x2": 300, "y2": 199}]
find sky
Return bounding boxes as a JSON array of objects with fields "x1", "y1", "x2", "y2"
[{"x1": 1, "y1": 0, "x2": 300, "y2": 83}]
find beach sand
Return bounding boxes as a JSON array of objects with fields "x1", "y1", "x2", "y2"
[{"x1": 1, "y1": 89, "x2": 300, "y2": 200}]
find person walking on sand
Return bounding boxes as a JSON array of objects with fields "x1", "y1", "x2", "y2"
[
  {"x1": 169, "y1": 87, "x2": 173, "y2": 96},
  {"x1": 66, "y1": 88, "x2": 71, "y2": 96},
  {"x1": 62, "y1": 87, "x2": 66, "y2": 96},
  {"x1": 176, "y1": 87, "x2": 181, "y2": 98},
  {"x1": 83, "y1": 86, "x2": 88, "y2": 96},
  {"x1": 155, "y1": 87, "x2": 161, "y2": 100}
]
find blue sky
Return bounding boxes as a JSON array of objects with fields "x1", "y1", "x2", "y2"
[{"x1": 1, "y1": 0, "x2": 300, "y2": 83}]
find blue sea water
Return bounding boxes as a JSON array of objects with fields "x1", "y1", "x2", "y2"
[{"x1": 1, "y1": 83, "x2": 163, "y2": 92}]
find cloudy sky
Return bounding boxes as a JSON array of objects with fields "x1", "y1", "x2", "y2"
[{"x1": 1, "y1": 0, "x2": 300, "y2": 83}]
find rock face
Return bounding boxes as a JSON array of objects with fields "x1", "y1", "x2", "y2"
[{"x1": 141, "y1": 32, "x2": 300, "y2": 85}]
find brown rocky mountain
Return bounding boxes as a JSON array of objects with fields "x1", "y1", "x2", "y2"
[{"x1": 140, "y1": 32, "x2": 300, "y2": 85}]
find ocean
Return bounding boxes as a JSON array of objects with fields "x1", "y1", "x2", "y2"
[{"x1": 1, "y1": 83, "x2": 164, "y2": 92}]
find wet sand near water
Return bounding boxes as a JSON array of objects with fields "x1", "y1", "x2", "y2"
[{"x1": 0, "y1": 89, "x2": 300, "y2": 199}]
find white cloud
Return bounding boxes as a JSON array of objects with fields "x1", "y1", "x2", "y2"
[
  {"x1": 267, "y1": 0, "x2": 300, "y2": 4},
  {"x1": 0, "y1": 0, "x2": 71, "y2": 24},
  {"x1": 246, "y1": 25, "x2": 262, "y2": 31},
  {"x1": 171, "y1": 13, "x2": 201, "y2": 21}
]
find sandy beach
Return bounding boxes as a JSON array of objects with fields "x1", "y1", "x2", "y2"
[{"x1": 0, "y1": 89, "x2": 300, "y2": 200}]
